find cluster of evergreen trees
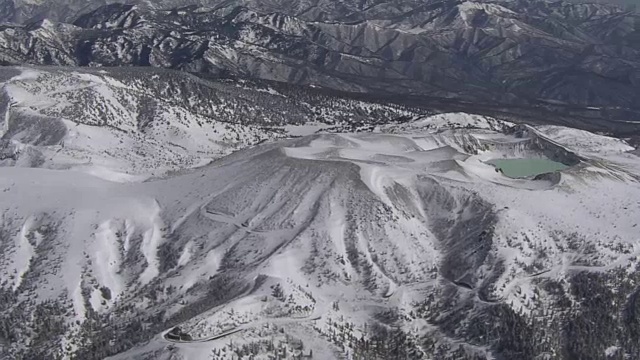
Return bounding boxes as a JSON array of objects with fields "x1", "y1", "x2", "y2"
[
  {"x1": 109, "y1": 68, "x2": 427, "y2": 129},
  {"x1": 411, "y1": 268, "x2": 640, "y2": 360},
  {"x1": 210, "y1": 333, "x2": 311, "y2": 360}
]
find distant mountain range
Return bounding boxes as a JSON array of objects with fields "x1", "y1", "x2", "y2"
[{"x1": 0, "y1": 0, "x2": 639, "y2": 136}]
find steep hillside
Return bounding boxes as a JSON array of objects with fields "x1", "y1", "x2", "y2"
[
  {"x1": 0, "y1": 112, "x2": 638, "y2": 359},
  {"x1": 0, "y1": 0, "x2": 639, "y2": 116}
]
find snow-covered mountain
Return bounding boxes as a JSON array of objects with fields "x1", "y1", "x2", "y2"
[
  {"x1": 0, "y1": 66, "x2": 423, "y2": 180},
  {"x1": 1, "y1": 68, "x2": 639, "y2": 359},
  {"x1": 1, "y1": 0, "x2": 640, "y2": 133},
  {"x1": 0, "y1": 0, "x2": 639, "y2": 358}
]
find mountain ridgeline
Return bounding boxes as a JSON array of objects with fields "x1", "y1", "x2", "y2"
[{"x1": 0, "y1": 0, "x2": 639, "y2": 132}]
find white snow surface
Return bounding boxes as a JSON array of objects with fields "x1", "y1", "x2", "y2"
[
  {"x1": 1, "y1": 71, "x2": 640, "y2": 359},
  {"x1": 0, "y1": 67, "x2": 285, "y2": 180},
  {"x1": 535, "y1": 125, "x2": 635, "y2": 154}
]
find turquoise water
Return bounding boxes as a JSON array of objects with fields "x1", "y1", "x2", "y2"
[{"x1": 487, "y1": 158, "x2": 569, "y2": 178}]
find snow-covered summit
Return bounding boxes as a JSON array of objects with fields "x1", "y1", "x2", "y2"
[{"x1": 1, "y1": 102, "x2": 639, "y2": 359}]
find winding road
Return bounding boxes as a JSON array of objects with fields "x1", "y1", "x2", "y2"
[{"x1": 163, "y1": 301, "x2": 326, "y2": 344}]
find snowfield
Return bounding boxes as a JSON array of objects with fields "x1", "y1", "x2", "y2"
[
  {"x1": 0, "y1": 67, "x2": 287, "y2": 180},
  {"x1": 1, "y1": 68, "x2": 640, "y2": 360}
]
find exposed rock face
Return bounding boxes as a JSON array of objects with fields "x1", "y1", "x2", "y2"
[{"x1": 0, "y1": 0, "x2": 639, "y2": 114}]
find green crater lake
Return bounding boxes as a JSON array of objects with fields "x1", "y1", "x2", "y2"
[{"x1": 487, "y1": 158, "x2": 569, "y2": 178}]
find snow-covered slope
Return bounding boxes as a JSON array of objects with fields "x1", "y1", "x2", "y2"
[
  {"x1": 535, "y1": 125, "x2": 635, "y2": 155},
  {"x1": 3, "y1": 0, "x2": 640, "y2": 130},
  {"x1": 0, "y1": 69, "x2": 285, "y2": 180},
  {"x1": 1, "y1": 110, "x2": 639, "y2": 359},
  {"x1": 0, "y1": 66, "x2": 423, "y2": 180}
]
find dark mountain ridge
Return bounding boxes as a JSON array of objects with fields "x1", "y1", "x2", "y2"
[{"x1": 0, "y1": 0, "x2": 639, "y2": 136}]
